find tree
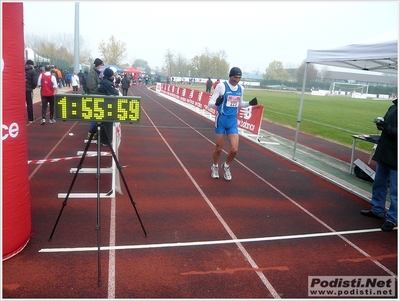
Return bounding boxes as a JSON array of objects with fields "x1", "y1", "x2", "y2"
[
  {"x1": 98, "y1": 35, "x2": 127, "y2": 66},
  {"x1": 319, "y1": 66, "x2": 330, "y2": 84},
  {"x1": 295, "y1": 62, "x2": 318, "y2": 85},
  {"x1": 25, "y1": 33, "x2": 93, "y2": 67},
  {"x1": 133, "y1": 59, "x2": 151, "y2": 74},
  {"x1": 174, "y1": 53, "x2": 189, "y2": 77},
  {"x1": 164, "y1": 49, "x2": 175, "y2": 76},
  {"x1": 263, "y1": 60, "x2": 291, "y2": 82},
  {"x1": 188, "y1": 48, "x2": 229, "y2": 78}
]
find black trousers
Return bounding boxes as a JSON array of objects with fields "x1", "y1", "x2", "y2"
[
  {"x1": 26, "y1": 91, "x2": 34, "y2": 121},
  {"x1": 41, "y1": 95, "x2": 55, "y2": 120}
]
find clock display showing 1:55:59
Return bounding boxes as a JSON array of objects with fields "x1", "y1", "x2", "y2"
[{"x1": 55, "y1": 94, "x2": 141, "y2": 122}]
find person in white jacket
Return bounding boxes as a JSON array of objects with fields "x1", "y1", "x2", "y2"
[{"x1": 71, "y1": 71, "x2": 80, "y2": 94}]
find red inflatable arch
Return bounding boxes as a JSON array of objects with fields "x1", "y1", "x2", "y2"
[{"x1": 2, "y1": 2, "x2": 32, "y2": 260}]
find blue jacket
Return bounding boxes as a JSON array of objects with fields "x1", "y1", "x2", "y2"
[{"x1": 98, "y1": 77, "x2": 119, "y2": 96}]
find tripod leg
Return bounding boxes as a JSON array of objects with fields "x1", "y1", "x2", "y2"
[
  {"x1": 102, "y1": 124, "x2": 148, "y2": 237},
  {"x1": 96, "y1": 123, "x2": 102, "y2": 287},
  {"x1": 48, "y1": 127, "x2": 97, "y2": 241}
]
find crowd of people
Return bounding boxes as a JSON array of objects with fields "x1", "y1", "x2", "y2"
[{"x1": 24, "y1": 60, "x2": 156, "y2": 124}]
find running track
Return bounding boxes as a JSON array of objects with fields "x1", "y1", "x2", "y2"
[{"x1": 2, "y1": 84, "x2": 397, "y2": 298}]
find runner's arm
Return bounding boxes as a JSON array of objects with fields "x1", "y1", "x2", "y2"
[{"x1": 208, "y1": 83, "x2": 225, "y2": 108}]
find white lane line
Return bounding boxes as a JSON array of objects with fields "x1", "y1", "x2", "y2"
[
  {"x1": 29, "y1": 122, "x2": 78, "y2": 180},
  {"x1": 38, "y1": 227, "x2": 386, "y2": 253},
  {"x1": 126, "y1": 106, "x2": 279, "y2": 297},
  {"x1": 145, "y1": 92, "x2": 397, "y2": 280},
  {"x1": 141, "y1": 106, "x2": 280, "y2": 297},
  {"x1": 107, "y1": 197, "x2": 116, "y2": 299}
]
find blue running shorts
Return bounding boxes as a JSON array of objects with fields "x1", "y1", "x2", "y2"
[{"x1": 214, "y1": 113, "x2": 238, "y2": 135}]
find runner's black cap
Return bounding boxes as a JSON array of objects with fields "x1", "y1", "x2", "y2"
[{"x1": 229, "y1": 67, "x2": 242, "y2": 77}]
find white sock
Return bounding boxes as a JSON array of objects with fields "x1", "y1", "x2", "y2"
[
  {"x1": 224, "y1": 162, "x2": 229, "y2": 167},
  {"x1": 213, "y1": 163, "x2": 218, "y2": 167}
]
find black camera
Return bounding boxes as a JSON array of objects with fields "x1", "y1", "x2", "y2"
[{"x1": 373, "y1": 117, "x2": 384, "y2": 124}]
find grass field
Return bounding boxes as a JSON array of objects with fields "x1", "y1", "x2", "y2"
[{"x1": 170, "y1": 85, "x2": 393, "y2": 152}]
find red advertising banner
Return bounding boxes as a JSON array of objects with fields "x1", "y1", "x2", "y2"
[{"x1": 160, "y1": 84, "x2": 263, "y2": 135}]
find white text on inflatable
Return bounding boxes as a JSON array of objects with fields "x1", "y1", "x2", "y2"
[{"x1": 2, "y1": 122, "x2": 19, "y2": 140}]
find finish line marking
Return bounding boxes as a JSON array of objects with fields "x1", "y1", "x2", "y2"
[
  {"x1": 28, "y1": 152, "x2": 111, "y2": 164},
  {"x1": 39, "y1": 227, "x2": 386, "y2": 253}
]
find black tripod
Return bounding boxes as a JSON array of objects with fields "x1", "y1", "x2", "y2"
[{"x1": 48, "y1": 122, "x2": 147, "y2": 287}]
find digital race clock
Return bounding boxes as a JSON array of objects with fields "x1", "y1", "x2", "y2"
[{"x1": 55, "y1": 94, "x2": 141, "y2": 122}]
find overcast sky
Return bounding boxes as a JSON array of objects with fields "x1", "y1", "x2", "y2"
[{"x1": 22, "y1": 1, "x2": 398, "y2": 73}]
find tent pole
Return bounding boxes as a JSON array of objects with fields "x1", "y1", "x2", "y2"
[{"x1": 292, "y1": 63, "x2": 308, "y2": 160}]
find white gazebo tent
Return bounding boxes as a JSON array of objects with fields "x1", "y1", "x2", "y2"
[{"x1": 292, "y1": 39, "x2": 398, "y2": 159}]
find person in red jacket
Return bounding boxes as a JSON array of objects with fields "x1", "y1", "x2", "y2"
[
  {"x1": 213, "y1": 79, "x2": 220, "y2": 90},
  {"x1": 37, "y1": 65, "x2": 58, "y2": 125}
]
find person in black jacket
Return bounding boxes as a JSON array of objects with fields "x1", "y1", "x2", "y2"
[
  {"x1": 121, "y1": 74, "x2": 131, "y2": 96},
  {"x1": 361, "y1": 98, "x2": 398, "y2": 231},
  {"x1": 206, "y1": 77, "x2": 213, "y2": 93},
  {"x1": 96, "y1": 67, "x2": 119, "y2": 146},
  {"x1": 25, "y1": 59, "x2": 38, "y2": 123}
]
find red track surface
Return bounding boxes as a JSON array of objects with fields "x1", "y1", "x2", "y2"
[{"x1": 2, "y1": 85, "x2": 397, "y2": 298}]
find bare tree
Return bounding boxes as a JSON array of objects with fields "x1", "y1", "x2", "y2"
[
  {"x1": 24, "y1": 33, "x2": 93, "y2": 67},
  {"x1": 175, "y1": 53, "x2": 189, "y2": 77},
  {"x1": 98, "y1": 35, "x2": 127, "y2": 65},
  {"x1": 164, "y1": 49, "x2": 175, "y2": 76},
  {"x1": 319, "y1": 66, "x2": 330, "y2": 84}
]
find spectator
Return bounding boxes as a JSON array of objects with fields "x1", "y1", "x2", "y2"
[
  {"x1": 37, "y1": 65, "x2": 58, "y2": 125},
  {"x1": 114, "y1": 73, "x2": 121, "y2": 89},
  {"x1": 50, "y1": 65, "x2": 59, "y2": 87},
  {"x1": 62, "y1": 69, "x2": 67, "y2": 87},
  {"x1": 25, "y1": 59, "x2": 38, "y2": 123},
  {"x1": 77, "y1": 69, "x2": 84, "y2": 88},
  {"x1": 361, "y1": 98, "x2": 398, "y2": 231},
  {"x1": 54, "y1": 65, "x2": 63, "y2": 88},
  {"x1": 65, "y1": 71, "x2": 72, "y2": 87},
  {"x1": 81, "y1": 70, "x2": 88, "y2": 94},
  {"x1": 121, "y1": 74, "x2": 130, "y2": 96},
  {"x1": 86, "y1": 58, "x2": 104, "y2": 139},
  {"x1": 71, "y1": 71, "x2": 80, "y2": 94},
  {"x1": 213, "y1": 79, "x2": 220, "y2": 90},
  {"x1": 206, "y1": 77, "x2": 213, "y2": 93},
  {"x1": 96, "y1": 67, "x2": 118, "y2": 146}
]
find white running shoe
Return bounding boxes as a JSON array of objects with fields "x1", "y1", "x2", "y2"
[
  {"x1": 211, "y1": 165, "x2": 219, "y2": 179},
  {"x1": 40, "y1": 118, "x2": 46, "y2": 125},
  {"x1": 49, "y1": 119, "x2": 56, "y2": 124},
  {"x1": 222, "y1": 162, "x2": 232, "y2": 181}
]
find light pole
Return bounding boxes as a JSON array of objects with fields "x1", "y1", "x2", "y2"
[{"x1": 73, "y1": 2, "x2": 79, "y2": 73}]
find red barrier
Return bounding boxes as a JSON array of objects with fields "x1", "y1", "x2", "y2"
[
  {"x1": 2, "y1": 2, "x2": 32, "y2": 260},
  {"x1": 160, "y1": 84, "x2": 264, "y2": 135}
]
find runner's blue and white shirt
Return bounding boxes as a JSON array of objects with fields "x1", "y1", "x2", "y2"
[{"x1": 208, "y1": 80, "x2": 249, "y2": 113}]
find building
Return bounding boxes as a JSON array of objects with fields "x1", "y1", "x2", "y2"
[{"x1": 324, "y1": 71, "x2": 397, "y2": 87}]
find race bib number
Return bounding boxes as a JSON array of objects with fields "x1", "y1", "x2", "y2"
[{"x1": 226, "y1": 95, "x2": 240, "y2": 107}]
